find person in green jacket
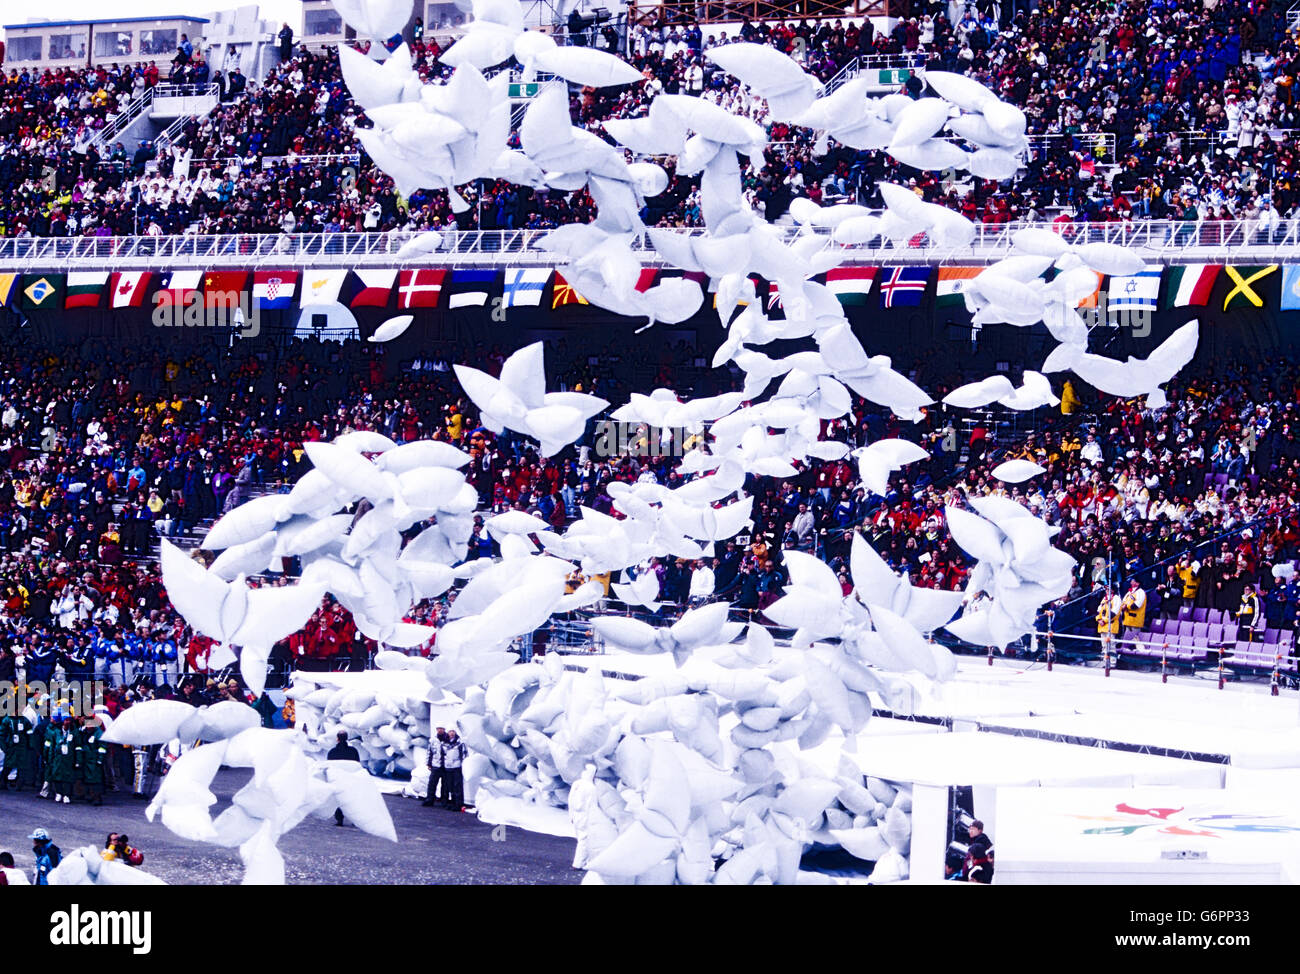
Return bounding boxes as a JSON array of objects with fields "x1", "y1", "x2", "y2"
[
  {"x1": 46, "y1": 715, "x2": 80, "y2": 804},
  {"x1": 1, "y1": 710, "x2": 40, "y2": 790},
  {"x1": 76, "y1": 717, "x2": 108, "y2": 805}
]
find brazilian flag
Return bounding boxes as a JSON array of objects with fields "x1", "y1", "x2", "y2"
[{"x1": 21, "y1": 274, "x2": 65, "y2": 311}]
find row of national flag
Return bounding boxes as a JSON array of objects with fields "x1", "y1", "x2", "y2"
[
  {"x1": 8, "y1": 264, "x2": 1300, "y2": 315},
  {"x1": 0, "y1": 268, "x2": 600, "y2": 313},
  {"x1": 786, "y1": 263, "x2": 1300, "y2": 313}
]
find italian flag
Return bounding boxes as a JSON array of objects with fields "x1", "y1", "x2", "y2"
[
  {"x1": 825, "y1": 266, "x2": 877, "y2": 305},
  {"x1": 935, "y1": 267, "x2": 982, "y2": 308},
  {"x1": 65, "y1": 272, "x2": 109, "y2": 309},
  {"x1": 1164, "y1": 265, "x2": 1221, "y2": 308}
]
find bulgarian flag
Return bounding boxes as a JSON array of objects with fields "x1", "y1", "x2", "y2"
[
  {"x1": 1163, "y1": 265, "x2": 1221, "y2": 308},
  {"x1": 65, "y1": 272, "x2": 109, "y2": 309},
  {"x1": 824, "y1": 266, "x2": 877, "y2": 305},
  {"x1": 935, "y1": 267, "x2": 982, "y2": 308}
]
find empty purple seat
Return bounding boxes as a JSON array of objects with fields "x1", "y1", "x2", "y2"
[
  {"x1": 1207, "y1": 623, "x2": 1226, "y2": 646},
  {"x1": 1279, "y1": 630, "x2": 1296, "y2": 650},
  {"x1": 1192, "y1": 607, "x2": 1209, "y2": 624},
  {"x1": 1149, "y1": 618, "x2": 1167, "y2": 635},
  {"x1": 1208, "y1": 609, "x2": 1226, "y2": 626},
  {"x1": 1178, "y1": 604, "x2": 1194, "y2": 622},
  {"x1": 1191, "y1": 621, "x2": 1209, "y2": 641},
  {"x1": 1174, "y1": 619, "x2": 1193, "y2": 636},
  {"x1": 1264, "y1": 628, "x2": 1281, "y2": 644}
]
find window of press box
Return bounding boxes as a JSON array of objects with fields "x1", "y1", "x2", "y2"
[
  {"x1": 139, "y1": 29, "x2": 177, "y2": 56},
  {"x1": 304, "y1": 9, "x2": 344, "y2": 35},
  {"x1": 95, "y1": 30, "x2": 135, "y2": 58},
  {"x1": 6, "y1": 35, "x2": 43, "y2": 61},
  {"x1": 48, "y1": 32, "x2": 88, "y2": 60}
]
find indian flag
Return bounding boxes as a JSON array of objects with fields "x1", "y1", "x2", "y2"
[
  {"x1": 1163, "y1": 265, "x2": 1221, "y2": 308},
  {"x1": 935, "y1": 267, "x2": 982, "y2": 308},
  {"x1": 824, "y1": 267, "x2": 877, "y2": 305},
  {"x1": 65, "y1": 272, "x2": 109, "y2": 309}
]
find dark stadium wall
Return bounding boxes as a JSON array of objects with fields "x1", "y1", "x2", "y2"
[{"x1": 7, "y1": 266, "x2": 1300, "y2": 397}]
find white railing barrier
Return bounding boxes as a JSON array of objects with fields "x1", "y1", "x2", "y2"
[{"x1": 2, "y1": 217, "x2": 1299, "y2": 270}]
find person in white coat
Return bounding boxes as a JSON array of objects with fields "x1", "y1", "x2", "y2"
[
  {"x1": 0, "y1": 851, "x2": 30, "y2": 885},
  {"x1": 568, "y1": 765, "x2": 597, "y2": 869},
  {"x1": 689, "y1": 559, "x2": 716, "y2": 605}
]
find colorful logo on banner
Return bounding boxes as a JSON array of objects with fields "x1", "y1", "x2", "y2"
[{"x1": 1069, "y1": 803, "x2": 1300, "y2": 837}]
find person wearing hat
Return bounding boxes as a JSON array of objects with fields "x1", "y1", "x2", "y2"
[
  {"x1": 1120, "y1": 578, "x2": 1147, "y2": 646},
  {"x1": 45, "y1": 714, "x2": 80, "y2": 805},
  {"x1": 77, "y1": 715, "x2": 108, "y2": 806},
  {"x1": 28, "y1": 828, "x2": 62, "y2": 886}
]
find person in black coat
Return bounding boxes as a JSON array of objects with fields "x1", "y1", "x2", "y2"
[
  {"x1": 326, "y1": 731, "x2": 360, "y2": 826},
  {"x1": 964, "y1": 820, "x2": 994, "y2": 884}
]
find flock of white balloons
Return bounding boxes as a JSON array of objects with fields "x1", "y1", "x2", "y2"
[{"x1": 94, "y1": 0, "x2": 1208, "y2": 884}]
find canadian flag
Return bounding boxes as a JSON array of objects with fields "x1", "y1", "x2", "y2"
[{"x1": 110, "y1": 272, "x2": 153, "y2": 308}]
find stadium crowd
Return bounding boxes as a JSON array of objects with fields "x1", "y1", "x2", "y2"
[
  {"x1": 1, "y1": 301, "x2": 1299, "y2": 686},
  {"x1": 5, "y1": 1, "x2": 1300, "y2": 238}
]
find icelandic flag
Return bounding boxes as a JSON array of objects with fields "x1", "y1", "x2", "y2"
[
  {"x1": 254, "y1": 270, "x2": 298, "y2": 309},
  {"x1": 878, "y1": 266, "x2": 930, "y2": 308},
  {"x1": 502, "y1": 268, "x2": 551, "y2": 307}
]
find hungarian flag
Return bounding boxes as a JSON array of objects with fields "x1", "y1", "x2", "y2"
[
  {"x1": 1106, "y1": 266, "x2": 1162, "y2": 317},
  {"x1": 0, "y1": 273, "x2": 18, "y2": 307},
  {"x1": 300, "y1": 269, "x2": 351, "y2": 306},
  {"x1": 552, "y1": 272, "x2": 588, "y2": 309},
  {"x1": 447, "y1": 270, "x2": 497, "y2": 308},
  {"x1": 156, "y1": 271, "x2": 204, "y2": 305},
  {"x1": 21, "y1": 274, "x2": 65, "y2": 311},
  {"x1": 1163, "y1": 265, "x2": 1221, "y2": 308},
  {"x1": 203, "y1": 271, "x2": 249, "y2": 308},
  {"x1": 878, "y1": 266, "x2": 930, "y2": 308},
  {"x1": 825, "y1": 267, "x2": 877, "y2": 305},
  {"x1": 110, "y1": 272, "x2": 152, "y2": 308},
  {"x1": 253, "y1": 270, "x2": 298, "y2": 309},
  {"x1": 1223, "y1": 265, "x2": 1278, "y2": 311},
  {"x1": 935, "y1": 267, "x2": 982, "y2": 308},
  {"x1": 501, "y1": 268, "x2": 551, "y2": 307},
  {"x1": 351, "y1": 270, "x2": 398, "y2": 308},
  {"x1": 65, "y1": 273, "x2": 109, "y2": 309},
  {"x1": 397, "y1": 270, "x2": 447, "y2": 309}
]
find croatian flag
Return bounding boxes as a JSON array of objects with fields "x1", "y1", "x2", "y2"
[
  {"x1": 878, "y1": 266, "x2": 930, "y2": 308},
  {"x1": 254, "y1": 270, "x2": 299, "y2": 310}
]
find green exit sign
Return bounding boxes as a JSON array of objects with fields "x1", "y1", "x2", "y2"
[
  {"x1": 508, "y1": 83, "x2": 540, "y2": 98},
  {"x1": 877, "y1": 69, "x2": 912, "y2": 85}
]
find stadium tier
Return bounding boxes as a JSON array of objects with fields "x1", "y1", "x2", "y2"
[{"x1": 2, "y1": 0, "x2": 1300, "y2": 898}]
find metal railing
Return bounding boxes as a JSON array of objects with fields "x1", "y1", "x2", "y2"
[
  {"x1": 5, "y1": 217, "x2": 1300, "y2": 270},
  {"x1": 259, "y1": 152, "x2": 362, "y2": 170},
  {"x1": 152, "y1": 83, "x2": 221, "y2": 101},
  {"x1": 92, "y1": 88, "x2": 156, "y2": 148}
]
